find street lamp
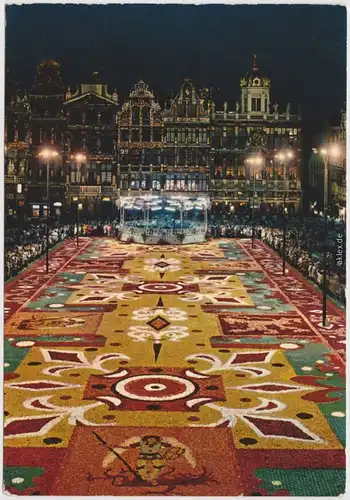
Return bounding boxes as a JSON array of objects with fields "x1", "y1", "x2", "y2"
[
  {"x1": 246, "y1": 155, "x2": 264, "y2": 248},
  {"x1": 275, "y1": 150, "x2": 294, "y2": 275},
  {"x1": 317, "y1": 144, "x2": 340, "y2": 326},
  {"x1": 38, "y1": 148, "x2": 59, "y2": 273},
  {"x1": 71, "y1": 153, "x2": 86, "y2": 247}
]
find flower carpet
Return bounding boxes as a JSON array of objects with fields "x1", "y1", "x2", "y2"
[{"x1": 3, "y1": 238, "x2": 346, "y2": 496}]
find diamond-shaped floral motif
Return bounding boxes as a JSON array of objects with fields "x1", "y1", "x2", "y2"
[
  {"x1": 147, "y1": 315, "x2": 171, "y2": 331},
  {"x1": 155, "y1": 261, "x2": 170, "y2": 269},
  {"x1": 241, "y1": 414, "x2": 322, "y2": 442}
]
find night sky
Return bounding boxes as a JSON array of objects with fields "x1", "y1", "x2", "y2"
[{"x1": 6, "y1": 3, "x2": 346, "y2": 128}]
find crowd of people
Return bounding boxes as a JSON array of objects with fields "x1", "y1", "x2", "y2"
[
  {"x1": 4, "y1": 215, "x2": 346, "y2": 305},
  {"x1": 210, "y1": 215, "x2": 346, "y2": 305},
  {"x1": 73, "y1": 221, "x2": 118, "y2": 237},
  {"x1": 4, "y1": 220, "x2": 122, "y2": 280},
  {"x1": 4, "y1": 223, "x2": 75, "y2": 281}
]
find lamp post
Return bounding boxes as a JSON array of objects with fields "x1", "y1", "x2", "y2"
[
  {"x1": 38, "y1": 148, "x2": 59, "y2": 273},
  {"x1": 246, "y1": 155, "x2": 264, "y2": 248},
  {"x1": 318, "y1": 145, "x2": 340, "y2": 326},
  {"x1": 71, "y1": 153, "x2": 86, "y2": 247},
  {"x1": 275, "y1": 150, "x2": 294, "y2": 275}
]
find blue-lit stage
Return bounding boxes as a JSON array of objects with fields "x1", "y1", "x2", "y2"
[{"x1": 119, "y1": 194, "x2": 209, "y2": 244}]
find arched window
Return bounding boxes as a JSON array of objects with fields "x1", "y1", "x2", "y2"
[
  {"x1": 132, "y1": 107, "x2": 140, "y2": 125},
  {"x1": 142, "y1": 106, "x2": 150, "y2": 124}
]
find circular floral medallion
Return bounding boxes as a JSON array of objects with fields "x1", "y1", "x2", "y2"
[
  {"x1": 113, "y1": 374, "x2": 196, "y2": 401},
  {"x1": 138, "y1": 283, "x2": 183, "y2": 293}
]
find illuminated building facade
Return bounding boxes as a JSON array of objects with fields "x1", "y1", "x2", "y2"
[
  {"x1": 308, "y1": 110, "x2": 346, "y2": 218},
  {"x1": 212, "y1": 55, "x2": 301, "y2": 215},
  {"x1": 4, "y1": 69, "x2": 29, "y2": 223},
  {"x1": 64, "y1": 72, "x2": 119, "y2": 219},
  {"x1": 161, "y1": 78, "x2": 211, "y2": 194},
  {"x1": 4, "y1": 57, "x2": 302, "y2": 222},
  {"x1": 118, "y1": 80, "x2": 163, "y2": 196},
  {"x1": 27, "y1": 60, "x2": 66, "y2": 219}
]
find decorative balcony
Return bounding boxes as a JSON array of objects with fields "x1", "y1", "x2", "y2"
[
  {"x1": 67, "y1": 185, "x2": 117, "y2": 196},
  {"x1": 67, "y1": 185, "x2": 101, "y2": 196},
  {"x1": 101, "y1": 186, "x2": 117, "y2": 195},
  {"x1": 5, "y1": 176, "x2": 25, "y2": 184}
]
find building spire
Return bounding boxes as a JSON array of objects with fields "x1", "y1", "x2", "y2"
[{"x1": 252, "y1": 53, "x2": 257, "y2": 70}]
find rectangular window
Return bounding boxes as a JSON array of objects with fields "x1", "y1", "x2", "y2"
[
  {"x1": 174, "y1": 175, "x2": 186, "y2": 191},
  {"x1": 153, "y1": 128, "x2": 161, "y2": 142},
  {"x1": 152, "y1": 173, "x2": 161, "y2": 190},
  {"x1": 141, "y1": 173, "x2": 147, "y2": 189},
  {"x1": 198, "y1": 174, "x2": 207, "y2": 191},
  {"x1": 238, "y1": 166, "x2": 245, "y2": 178},
  {"x1": 252, "y1": 98, "x2": 261, "y2": 112},
  {"x1": 120, "y1": 173, "x2": 128, "y2": 190},
  {"x1": 215, "y1": 167, "x2": 223, "y2": 178},
  {"x1": 101, "y1": 165, "x2": 112, "y2": 184},
  {"x1": 142, "y1": 128, "x2": 150, "y2": 142},
  {"x1": 130, "y1": 172, "x2": 139, "y2": 190},
  {"x1": 32, "y1": 205, "x2": 40, "y2": 217},
  {"x1": 198, "y1": 129, "x2": 207, "y2": 143},
  {"x1": 165, "y1": 174, "x2": 175, "y2": 191},
  {"x1": 87, "y1": 170, "x2": 97, "y2": 185},
  {"x1": 188, "y1": 129, "x2": 196, "y2": 143},
  {"x1": 177, "y1": 129, "x2": 185, "y2": 143}
]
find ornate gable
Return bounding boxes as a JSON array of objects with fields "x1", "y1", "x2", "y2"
[
  {"x1": 164, "y1": 78, "x2": 209, "y2": 121},
  {"x1": 129, "y1": 80, "x2": 154, "y2": 100},
  {"x1": 7, "y1": 92, "x2": 31, "y2": 114},
  {"x1": 177, "y1": 78, "x2": 199, "y2": 103},
  {"x1": 64, "y1": 92, "x2": 118, "y2": 107},
  {"x1": 119, "y1": 80, "x2": 162, "y2": 125},
  {"x1": 30, "y1": 59, "x2": 65, "y2": 96}
]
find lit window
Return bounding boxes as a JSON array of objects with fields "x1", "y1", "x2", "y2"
[{"x1": 251, "y1": 98, "x2": 261, "y2": 112}]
